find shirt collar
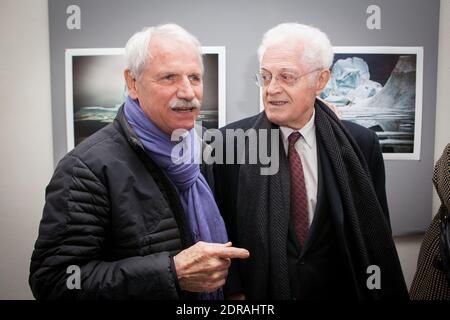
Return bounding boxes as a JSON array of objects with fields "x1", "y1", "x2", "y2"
[{"x1": 280, "y1": 109, "x2": 315, "y2": 150}]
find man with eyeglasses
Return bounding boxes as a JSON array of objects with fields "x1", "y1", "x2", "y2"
[{"x1": 214, "y1": 23, "x2": 408, "y2": 300}]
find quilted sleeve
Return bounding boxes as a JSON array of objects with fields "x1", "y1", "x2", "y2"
[{"x1": 29, "y1": 155, "x2": 179, "y2": 299}]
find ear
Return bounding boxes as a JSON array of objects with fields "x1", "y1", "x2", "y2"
[
  {"x1": 124, "y1": 69, "x2": 138, "y2": 99},
  {"x1": 315, "y1": 69, "x2": 331, "y2": 95}
]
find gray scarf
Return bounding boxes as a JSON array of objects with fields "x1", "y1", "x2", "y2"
[{"x1": 237, "y1": 99, "x2": 408, "y2": 299}]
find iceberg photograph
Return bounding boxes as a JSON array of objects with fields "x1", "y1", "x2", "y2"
[
  {"x1": 320, "y1": 47, "x2": 423, "y2": 160},
  {"x1": 72, "y1": 53, "x2": 126, "y2": 146}
]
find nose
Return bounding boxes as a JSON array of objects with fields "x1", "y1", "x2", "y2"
[
  {"x1": 176, "y1": 76, "x2": 195, "y2": 101},
  {"x1": 266, "y1": 76, "x2": 282, "y2": 95}
]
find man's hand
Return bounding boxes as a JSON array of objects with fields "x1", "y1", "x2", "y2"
[{"x1": 173, "y1": 241, "x2": 249, "y2": 293}]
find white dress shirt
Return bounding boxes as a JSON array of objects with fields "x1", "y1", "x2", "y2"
[{"x1": 280, "y1": 110, "x2": 318, "y2": 226}]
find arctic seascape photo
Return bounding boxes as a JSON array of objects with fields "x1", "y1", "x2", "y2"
[
  {"x1": 320, "y1": 47, "x2": 423, "y2": 160},
  {"x1": 65, "y1": 47, "x2": 225, "y2": 151}
]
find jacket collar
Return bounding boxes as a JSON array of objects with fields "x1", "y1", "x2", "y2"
[{"x1": 114, "y1": 104, "x2": 146, "y2": 153}]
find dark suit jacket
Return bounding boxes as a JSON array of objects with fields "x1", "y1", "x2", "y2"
[{"x1": 214, "y1": 111, "x2": 392, "y2": 299}]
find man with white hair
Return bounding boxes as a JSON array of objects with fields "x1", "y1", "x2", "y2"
[
  {"x1": 29, "y1": 24, "x2": 249, "y2": 300},
  {"x1": 215, "y1": 23, "x2": 408, "y2": 299}
]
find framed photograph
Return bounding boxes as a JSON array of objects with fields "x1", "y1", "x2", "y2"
[
  {"x1": 65, "y1": 46, "x2": 226, "y2": 151},
  {"x1": 321, "y1": 46, "x2": 423, "y2": 160}
]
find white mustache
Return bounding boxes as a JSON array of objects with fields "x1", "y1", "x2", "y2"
[{"x1": 169, "y1": 98, "x2": 201, "y2": 110}]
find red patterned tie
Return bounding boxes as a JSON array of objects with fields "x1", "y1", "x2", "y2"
[{"x1": 288, "y1": 132, "x2": 309, "y2": 246}]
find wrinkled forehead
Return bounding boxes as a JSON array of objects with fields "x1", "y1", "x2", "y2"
[
  {"x1": 261, "y1": 42, "x2": 306, "y2": 71},
  {"x1": 150, "y1": 34, "x2": 194, "y2": 50},
  {"x1": 146, "y1": 35, "x2": 203, "y2": 71}
]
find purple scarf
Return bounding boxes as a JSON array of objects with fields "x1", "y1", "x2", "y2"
[{"x1": 124, "y1": 96, "x2": 228, "y2": 299}]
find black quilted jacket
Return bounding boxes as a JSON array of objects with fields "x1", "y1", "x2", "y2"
[{"x1": 29, "y1": 107, "x2": 210, "y2": 299}]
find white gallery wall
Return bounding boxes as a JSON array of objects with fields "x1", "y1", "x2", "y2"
[
  {"x1": 0, "y1": 0, "x2": 53, "y2": 299},
  {"x1": 0, "y1": 0, "x2": 448, "y2": 299},
  {"x1": 395, "y1": 0, "x2": 450, "y2": 289},
  {"x1": 433, "y1": 0, "x2": 450, "y2": 215},
  {"x1": 401, "y1": 0, "x2": 450, "y2": 289}
]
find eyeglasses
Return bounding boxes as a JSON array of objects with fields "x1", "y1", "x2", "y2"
[{"x1": 254, "y1": 68, "x2": 322, "y2": 88}]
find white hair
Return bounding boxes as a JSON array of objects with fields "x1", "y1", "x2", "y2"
[
  {"x1": 125, "y1": 23, "x2": 203, "y2": 79},
  {"x1": 257, "y1": 23, "x2": 334, "y2": 70}
]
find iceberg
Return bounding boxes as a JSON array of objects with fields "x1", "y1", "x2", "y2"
[
  {"x1": 321, "y1": 57, "x2": 382, "y2": 106},
  {"x1": 324, "y1": 55, "x2": 417, "y2": 153}
]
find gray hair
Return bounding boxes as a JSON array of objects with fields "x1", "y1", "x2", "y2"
[
  {"x1": 257, "y1": 23, "x2": 334, "y2": 71},
  {"x1": 125, "y1": 23, "x2": 203, "y2": 79}
]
